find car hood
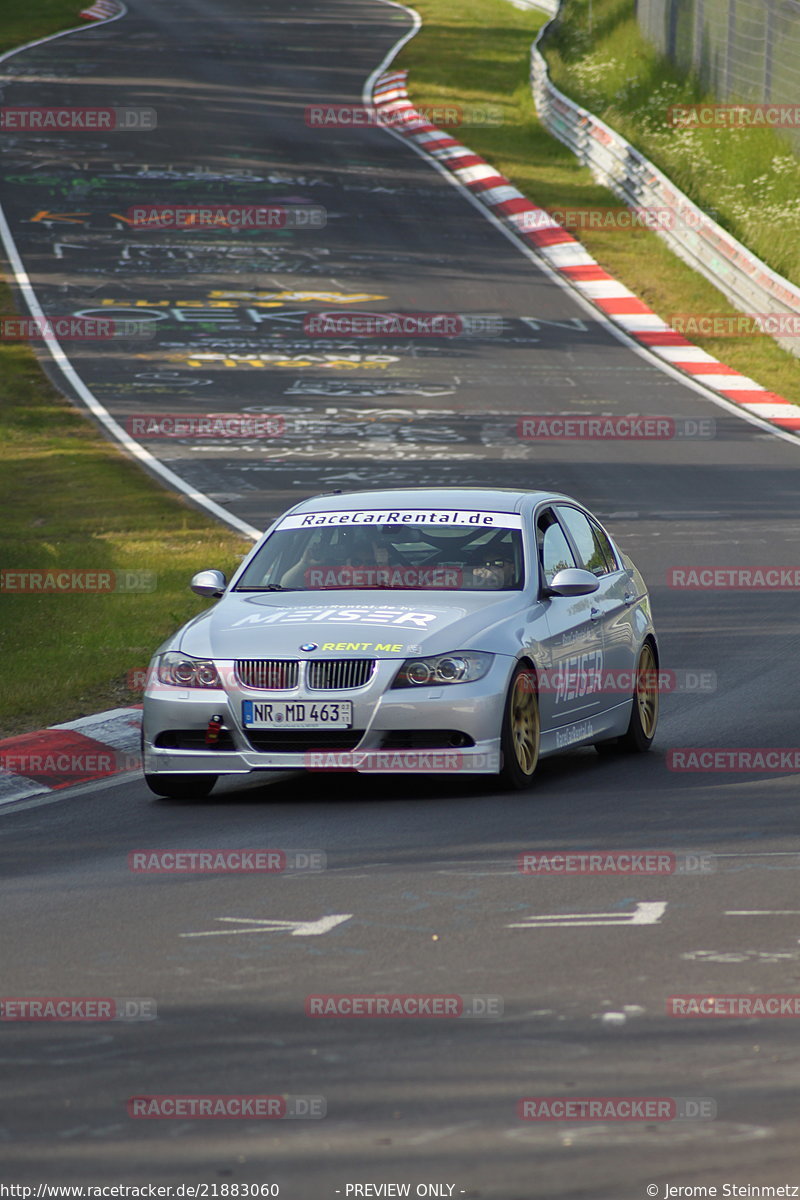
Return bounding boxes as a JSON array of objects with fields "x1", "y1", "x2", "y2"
[{"x1": 177, "y1": 590, "x2": 529, "y2": 660}]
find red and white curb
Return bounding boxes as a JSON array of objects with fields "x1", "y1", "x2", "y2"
[
  {"x1": 371, "y1": 69, "x2": 800, "y2": 434},
  {"x1": 80, "y1": 0, "x2": 123, "y2": 19},
  {"x1": 0, "y1": 707, "x2": 142, "y2": 805}
]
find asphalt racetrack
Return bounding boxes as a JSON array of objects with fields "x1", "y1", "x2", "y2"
[{"x1": 3, "y1": 1, "x2": 800, "y2": 1196}]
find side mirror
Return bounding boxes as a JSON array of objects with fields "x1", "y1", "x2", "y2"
[
  {"x1": 544, "y1": 568, "x2": 600, "y2": 597},
  {"x1": 190, "y1": 569, "x2": 227, "y2": 598}
]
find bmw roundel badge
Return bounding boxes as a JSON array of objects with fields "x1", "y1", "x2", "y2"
[{"x1": 299, "y1": 643, "x2": 318, "y2": 652}]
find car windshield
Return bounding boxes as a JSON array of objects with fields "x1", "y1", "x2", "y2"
[{"x1": 235, "y1": 512, "x2": 525, "y2": 592}]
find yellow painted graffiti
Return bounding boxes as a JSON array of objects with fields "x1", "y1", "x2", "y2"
[
  {"x1": 207, "y1": 290, "x2": 387, "y2": 303},
  {"x1": 177, "y1": 352, "x2": 398, "y2": 367},
  {"x1": 170, "y1": 352, "x2": 398, "y2": 369},
  {"x1": 93, "y1": 291, "x2": 387, "y2": 310}
]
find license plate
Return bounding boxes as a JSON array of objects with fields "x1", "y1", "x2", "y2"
[{"x1": 242, "y1": 700, "x2": 353, "y2": 729}]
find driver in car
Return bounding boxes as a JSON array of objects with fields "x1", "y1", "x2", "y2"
[
  {"x1": 280, "y1": 535, "x2": 347, "y2": 587},
  {"x1": 281, "y1": 530, "x2": 397, "y2": 588},
  {"x1": 469, "y1": 552, "x2": 517, "y2": 589}
]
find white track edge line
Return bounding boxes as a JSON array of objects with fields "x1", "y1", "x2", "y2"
[
  {"x1": 0, "y1": 8, "x2": 261, "y2": 540},
  {"x1": 0, "y1": 2, "x2": 127, "y2": 65}
]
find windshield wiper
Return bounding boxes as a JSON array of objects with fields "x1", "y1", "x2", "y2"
[{"x1": 234, "y1": 585, "x2": 298, "y2": 592}]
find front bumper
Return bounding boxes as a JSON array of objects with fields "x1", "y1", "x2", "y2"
[{"x1": 142, "y1": 656, "x2": 512, "y2": 775}]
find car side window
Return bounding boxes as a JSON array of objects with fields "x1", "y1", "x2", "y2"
[
  {"x1": 555, "y1": 505, "x2": 613, "y2": 577},
  {"x1": 590, "y1": 519, "x2": 619, "y2": 573},
  {"x1": 537, "y1": 508, "x2": 577, "y2": 587}
]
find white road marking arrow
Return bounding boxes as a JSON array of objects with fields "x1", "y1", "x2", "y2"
[
  {"x1": 53, "y1": 242, "x2": 91, "y2": 259},
  {"x1": 507, "y1": 902, "x2": 667, "y2": 929},
  {"x1": 180, "y1": 914, "x2": 353, "y2": 939}
]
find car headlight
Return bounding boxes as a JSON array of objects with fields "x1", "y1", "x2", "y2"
[
  {"x1": 157, "y1": 652, "x2": 222, "y2": 689},
  {"x1": 391, "y1": 651, "x2": 494, "y2": 688}
]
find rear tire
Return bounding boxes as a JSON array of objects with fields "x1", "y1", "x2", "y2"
[
  {"x1": 498, "y1": 664, "x2": 540, "y2": 790},
  {"x1": 144, "y1": 773, "x2": 218, "y2": 799},
  {"x1": 595, "y1": 640, "x2": 659, "y2": 756}
]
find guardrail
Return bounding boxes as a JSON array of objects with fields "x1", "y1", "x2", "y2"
[{"x1": 529, "y1": 9, "x2": 800, "y2": 356}]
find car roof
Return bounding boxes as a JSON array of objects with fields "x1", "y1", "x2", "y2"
[{"x1": 284, "y1": 487, "x2": 573, "y2": 516}]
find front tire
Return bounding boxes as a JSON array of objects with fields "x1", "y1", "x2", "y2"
[
  {"x1": 595, "y1": 639, "x2": 659, "y2": 756},
  {"x1": 499, "y1": 664, "x2": 541, "y2": 790},
  {"x1": 144, "y1": 773, "x2": 218, "y2": 799}
]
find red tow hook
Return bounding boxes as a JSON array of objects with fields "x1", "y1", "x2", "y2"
[{"x1": 205, "y1": 714, "x2": 224, "y2": 747}]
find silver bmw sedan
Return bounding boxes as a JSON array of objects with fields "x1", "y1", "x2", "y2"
[{"x1": 142, "y1": 487, "x2": 659, "y2": 797}]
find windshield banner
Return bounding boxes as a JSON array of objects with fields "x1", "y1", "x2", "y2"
[{"x1": 277, "y1": 509, "x2": 523, "y2": 530}]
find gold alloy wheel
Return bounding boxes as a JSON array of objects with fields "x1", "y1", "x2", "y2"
[
  {"x1": 511, "y1": 672, "x2": 540, "y2": 774},
  {"x1": 636, "y1": 642, "x2": 659, "y2": 739}
]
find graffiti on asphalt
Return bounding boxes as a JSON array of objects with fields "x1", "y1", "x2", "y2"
[
  {"x1": 282, "y1": 380, "x2": 457, "y2": 397},
  {"x1": 165, "y1": 352, "x2": 400, "y2": 370}
]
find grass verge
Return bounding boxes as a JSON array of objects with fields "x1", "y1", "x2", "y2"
[
  {"x1": 545, "y1": 0, "x2": 800, "y2": 286},
  {"x1": 395, "y1": 0, "x2": 800, "y2": 404},
  {"x1": 1, "y1": 0, "x2": 94, "y2": 57},
  {"x1": 0, "y1": 1, "x2": 251, "y2": 738}
]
